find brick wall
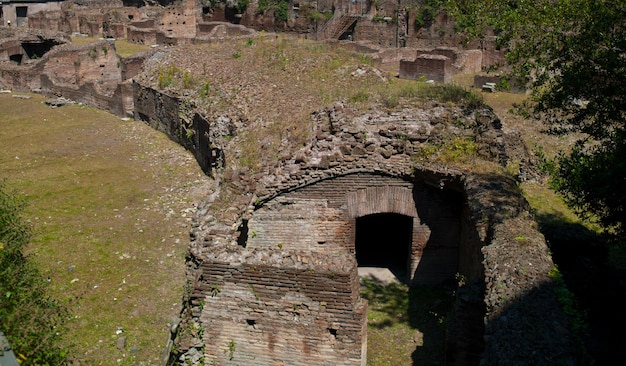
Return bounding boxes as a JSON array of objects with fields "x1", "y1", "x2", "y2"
[
  {"x1": 158, "y1": 0, "x2": 197, "y2": 38},
  {"x1": 1, "y1": 2, "x2": 62, "y2": 27},
  {"x1": 253, "y1": 172, "x2": 465, "y2": 305},
  {"x1": 127, "y1": 27, "x2": 157, "y2": 45},
  {"x1": 133, "y1": 83, "x2": 215, "y2": 175},
  {"x1": 194, "y1": 255, "x2": 366, "y2": 365},
  {"x1": 400, "y1": 54, "x2": 450, "y2": 82},
  {"x1": 186, "y1": 170, "x2": 472, "y2": 364}
]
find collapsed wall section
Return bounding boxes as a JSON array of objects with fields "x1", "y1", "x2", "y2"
[{"x1": 0, "y1": 35, "x2": 135, "y2": 115}]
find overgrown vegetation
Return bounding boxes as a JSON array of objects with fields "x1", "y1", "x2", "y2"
[
  {"x1": 416, "y1": 137, "x2": 478, "y2": 164},
  {"x1": 414, "y1": 0, "x2": 443, "y2": 29},
  {"x1": 147, "y1": 37, "x2": 485, "y2": 174},
  {"x1": 158, "y1": 64, "x2": 195, "y2": 90},
  {"x1": 448, "y1": 0, "x2": 626, "y2": 242},
  {"x1": 0, "y1": 180, "x2": 70, "y2": 365},
  {"x1": 257, "y1": 0, "x2": 290, "y2": 21}
]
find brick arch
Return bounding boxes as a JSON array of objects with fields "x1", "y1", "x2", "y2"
[{"x1": 346, "y1": 186, "x2": 418, "y2": 219}]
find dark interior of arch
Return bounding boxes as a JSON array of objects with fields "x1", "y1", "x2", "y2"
[
  {"x1": 355, "y1": 213, "x2": 413, "y2": 279},
  {"x1": 22, "y1": 40, "x2": 60, "y2": 60}
]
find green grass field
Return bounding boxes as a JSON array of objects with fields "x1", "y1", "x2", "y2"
[{"x1": 0, "y1": 93, "x2": 211, "y2": 365}]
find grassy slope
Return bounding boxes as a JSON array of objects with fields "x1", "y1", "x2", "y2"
[{"x1": 0, "y1": 93, "x2": 211, "y2": 365}]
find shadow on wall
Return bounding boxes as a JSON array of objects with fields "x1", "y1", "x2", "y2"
[
  {"x1": 411, "y1": 180, "x2": 465, "y2": 285},
  {"x1": 480, "y1": 279, "x2": 579, "y2": 365}
]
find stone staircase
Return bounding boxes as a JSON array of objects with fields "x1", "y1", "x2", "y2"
[{"x1": 318, "y1": 15, "x2": 360, "y2": 40}]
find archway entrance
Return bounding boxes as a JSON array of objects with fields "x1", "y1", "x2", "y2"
[{"x1": 355, "y1": 213, "x2": 413, "y2": 282}]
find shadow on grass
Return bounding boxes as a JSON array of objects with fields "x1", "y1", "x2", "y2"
[
  {"x1": 360, "y1": 276, "x2": 456, "y2": 365},
  {"x1": 534, "y1": 212, "x2": 626, "y2": 365}
]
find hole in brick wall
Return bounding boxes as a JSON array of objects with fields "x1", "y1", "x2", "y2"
[
  {"x1": 9, "y1": 54, "x2": 23, "y2": 64},
  {"x1": 328, "y1": 328, "x2": 338, "y2": 338},
  {"x1": 137, "y1": 112, "x2": 150, "y2": 123},
  {"x1": 246, "y1": 319, "x2": 256, "y2": 328},
  {"x1": 237, "y1": 219, "x2": 249, "y2": 247},
  {"x1": 22, "y1": 39, "x2": 61, "y2": 60},
  {"x1": 355, "y1": 213, "x2": 413, "y2": 282}
]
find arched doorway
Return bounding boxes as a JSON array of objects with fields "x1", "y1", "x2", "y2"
[{"x1": 355, "y1": 213, "x2": 413, "y2": 282}]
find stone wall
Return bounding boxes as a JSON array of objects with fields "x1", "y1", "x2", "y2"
[
  {"x1": 133, "y1": 83, "x2": 215, "y2": 174},
  {"x1": 399, "y1": 47, "x2": 483, "y2": 82},
  {"x1": 400, "y1": 53, "x2": 450, "y2": 82},
  {"x1": 0, "y1": 29, "x2": 153, "y2": 116},
  {"x1": 158, "y1": 0, "x2": 197, "y2": 38},
  {"x1": 189, "y1": 252, "x2": 367, "y2": 365},
  {"x1": 120, "y1": 50, "x2": 154, "y2": 80},
  {"x1": 353, "y1": 20, "x2": 397, "y2": 48},
  {"x1": 1, "y1": 2, "x2": 62, "y2": 27},
  {"x1": 127, "y1": 26, "x2": 157, "y2": 44},
  {"x1": 431, "y1": 47, "x2": 482, "y2": 74},
  {"x1": 165, "y1": 92, "x2": 574, "y2": 364},
  {"x1": 26, "y1": 10, "x2": 63, "y2": 31}
]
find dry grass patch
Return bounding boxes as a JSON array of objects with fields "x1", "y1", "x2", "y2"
[
  {"x1": 70, "y1": 36, "x2": 151, "y2": 58},
  {"x1": 114, "y1": 38, "x2": 152, "y2": 58}
]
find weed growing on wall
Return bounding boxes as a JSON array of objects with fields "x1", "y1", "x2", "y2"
[
  {"x1": 225, "y1": 339, "x2": 236, "y2": 360},
  {"x1": 158, "y1": 64, "x2": 195, "y2": 90},
  {"x1": 89, "y1": 46, "x2": 98, "y2": 60}
]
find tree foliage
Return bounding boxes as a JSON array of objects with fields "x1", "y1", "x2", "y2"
[
  {"x1": 448, "y1": 0, "x2": 626, "y2": 239},
  {"x1": 0, "y1": 179, "x2": 70, "y2": 365}
]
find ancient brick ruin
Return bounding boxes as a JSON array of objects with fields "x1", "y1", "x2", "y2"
[
  {"x1": 1, "y1": 1, "x2": 575, "y2": 365},
  {"x1": 134, "y1": 93, "x2": 568, "y2": 364},
  {"x1": 0, "y1": 0, "x2": 506, "y2": 101},
  {"x1": 399, "y1": 47, "x2": 483, "y2": 83}
]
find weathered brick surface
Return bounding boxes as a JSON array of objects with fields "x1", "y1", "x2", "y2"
[
  {"x1": 185, "y1": 244, "x2": 367, "y2": 365},
  {"x1": 127, "y1": 27, "x2": 157, "y2": 45},
  {"x1": 133, "y1": 84, "x2": 220, "y2": 175},
  {"x1": 400, "y1": 53, "x2": 451, "y2": 82},
  {"x1": 179, "y1": 161, "x2": 477, "y2": 364}
]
